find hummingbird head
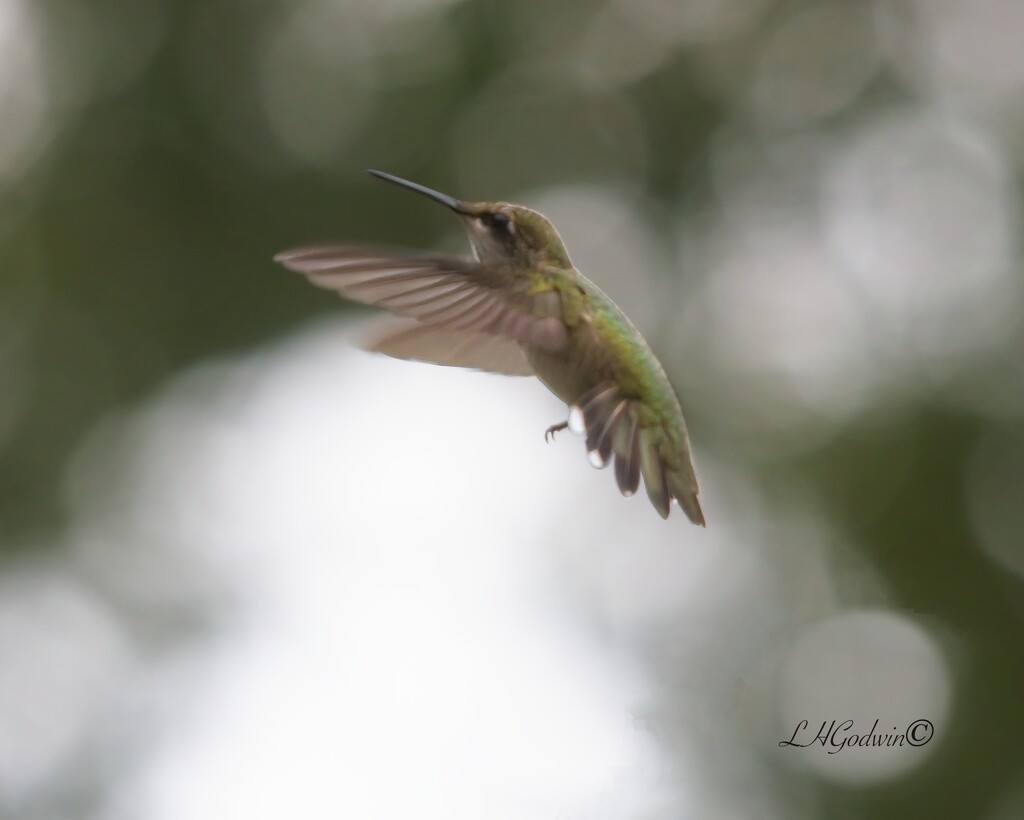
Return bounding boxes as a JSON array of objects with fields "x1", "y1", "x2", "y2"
[{"x1": 367, "y1": 170, "x2": 573, "y2": 269}]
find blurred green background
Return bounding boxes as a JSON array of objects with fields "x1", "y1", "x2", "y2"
[{"x1": 2, "y1": 0, "x2": 1023, "y2": 818}]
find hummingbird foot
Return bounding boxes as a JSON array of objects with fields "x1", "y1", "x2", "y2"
[{"x1": 544, "y1": 421, "x2": 569, "y2": 443}]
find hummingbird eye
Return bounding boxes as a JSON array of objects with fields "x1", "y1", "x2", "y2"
[{"x1": 482, "y1": 212, "x2": 513, "y2": 234}]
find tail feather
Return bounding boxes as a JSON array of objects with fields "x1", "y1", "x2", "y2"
[
  {"x1": 587, "y1": 399, "x2": 627, "y2": 467},
  {"x1": 639, "y1": 430, "x2": 671, "y2": 519},
  {"x1": 568, "y1": 382, "x2": 704, "y2": 524},
  {"x1": 614, "y1": 412, "x2": 641, "y2": 496},
  {"x1": 665, "y1": 465, "x2": 705, "y2": 526}
]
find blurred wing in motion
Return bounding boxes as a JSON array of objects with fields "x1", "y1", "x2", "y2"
[
  {"x1": 358, "y1": 317, "x2": 534, "y2": 376},
  {"x1": 275, "y1": 245, "x2": 568, "y2": 353}
]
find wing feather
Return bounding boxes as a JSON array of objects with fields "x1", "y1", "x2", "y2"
[
  {"x1": 276, "y1": 245, "x2": 568, "y2": 353},
  {"x1": 359, "y1": 318, "x2": 534, "y2": 376}
]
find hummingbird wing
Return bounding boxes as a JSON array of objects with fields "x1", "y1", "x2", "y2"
[
  {"x1": 358, "y1": 317, "x2": 534, "y2": 376},
  {"x1": 572, "y1": 382, "x2": 704, "y2": 525},
  {"x1": 275, "y1": 245, "x2": 568, "y2": 353}
]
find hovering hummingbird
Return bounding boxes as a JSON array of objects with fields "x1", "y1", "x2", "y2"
[{"x1": 275, "y1": 170, "x2": 704, "y2": 524}]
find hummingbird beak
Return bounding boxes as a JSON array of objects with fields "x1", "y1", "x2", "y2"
[{"x1": 366, "y1": 169, "x2": 467, "y2": 214}]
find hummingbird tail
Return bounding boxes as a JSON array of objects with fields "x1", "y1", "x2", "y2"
[
  {"x1": 571, "y1": 383, "x2": 704, "y2": 525},
  {"x1": 640, "y1": 430, "x2": 705, "y2": 525},
  {"x1": 664, "y1": 465, "x2": 705, "y2": 526}
]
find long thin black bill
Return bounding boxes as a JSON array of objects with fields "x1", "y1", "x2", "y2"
[{"x1": 366, "y1": 169, "x2": 464, "y2": 212}]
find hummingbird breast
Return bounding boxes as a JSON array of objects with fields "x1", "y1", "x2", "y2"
[
  {"x1": 524, "y1": 275, "x2": 667, "y2": 411},
  {"x1": 524, "y1": 324, "x2": 613, "y2": 408}
]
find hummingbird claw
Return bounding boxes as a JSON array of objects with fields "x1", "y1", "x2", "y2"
[{"x1": 545, "y1": 421, "x2": 569, "y2": 443}]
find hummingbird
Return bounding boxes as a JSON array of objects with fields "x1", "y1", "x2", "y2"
[{"x1": 275, "y1": 170, "x2": 705, "y2": 524}]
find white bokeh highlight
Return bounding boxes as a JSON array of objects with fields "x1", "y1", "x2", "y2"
[
  {"x1": 750, "y1": 2, "x2": 880, "y2": 131},
  {"x1": 778, "y1": 609, "x2": 952, "y2": 784},
  {"x1": 913, "y1": 0, "x2": 1024, "y2": 102},
  {"x1": 260, "y1": 1, "x2": 376, "y2": 168},
  {"x1": 824, "y1": 111, "x2": 1020, "y2": 367},
  {"x1": 0, "y1": 571, "x2": 131, "y2": 804},
  {"x1": 0, "y1": 0, "x2": 50, "y2": 181}
]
